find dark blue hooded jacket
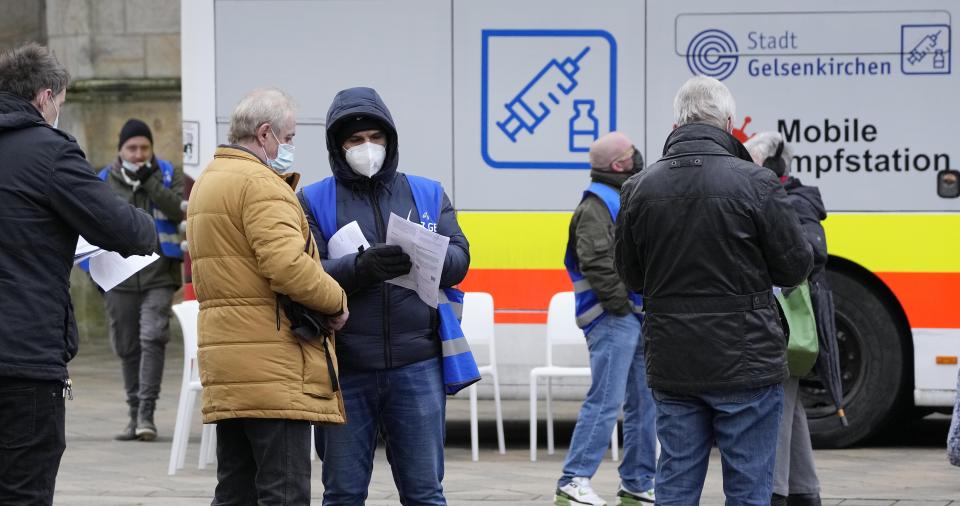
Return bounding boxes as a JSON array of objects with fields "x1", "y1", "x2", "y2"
[{"x1": 299, "y1": 87, "x2": 470, "y2": 372}]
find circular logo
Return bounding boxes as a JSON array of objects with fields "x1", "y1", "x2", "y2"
[{"x1": 686, "y1": 29, "x2": 739, "y2": 81}]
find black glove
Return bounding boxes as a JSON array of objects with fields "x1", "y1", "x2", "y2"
[
  {"x1": 124, "y1": 163, "x2": 158, "y2": 182},
  {"x1": 278, "y1": 294, "x2": 332, "y2": 341},
  {"x1": 355, "y1": 244, "x2": 412, "y2": 286}
]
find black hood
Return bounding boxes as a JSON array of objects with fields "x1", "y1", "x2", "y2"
[
  {"x1": 325, "y1": 87, "x2": 399, "y2": 186},
  {"x1": 784, "y1": 177, "x2": 827, "y2": 220},
  {"x1": 662, "y1": 123, "x2": 753, "y2": 163},
  {"x1": 0, "y1": 92, "x2": 46, "y2": 133}
]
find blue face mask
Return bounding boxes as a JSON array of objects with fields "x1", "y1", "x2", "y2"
[{"x1": 264, "y1": 128, "x2": 295, "y2": 173}]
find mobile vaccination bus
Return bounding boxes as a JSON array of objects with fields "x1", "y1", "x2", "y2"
[{"x1": 180, "y1": 0, "x2": 959, "y2": 447}]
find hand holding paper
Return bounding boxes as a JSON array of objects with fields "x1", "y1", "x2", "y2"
[
  {"x1": 384, "y1": 213, "x2": 449, "y2": 308},
  {"x1": 75, "y1": 237, "x2": 160, "y2": 291}
]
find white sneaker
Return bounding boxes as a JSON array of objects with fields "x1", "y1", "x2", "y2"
[
  {"x1": 555, "y1": 477, "x2": 608, "y2": 506},
  {"x1": 615, "y1": 485, "x2": 655, "y2": 505}
]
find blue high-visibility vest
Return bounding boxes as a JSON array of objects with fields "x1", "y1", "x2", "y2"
[
  {"x1": 99, "y1": 160, "x2": 183, "y2": 260},
  {"x1": 563, "y1": 182, "x2": 644, "y2": 334},
  {"x1": 302, "y1": 174, "x2": 480, "y2": 395}
]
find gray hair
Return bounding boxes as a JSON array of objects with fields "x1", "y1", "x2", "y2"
[
  {"x1": 0, "y1": 43, "x2": 70, "y2": 102},
  {"x1": 744, "y1": 131, "x2": 793, "y2": 175},
  {"x1": 673, "y1": 76, "x2": 736, "y2": 130},
  {"x1": 227, "y1": 88, "x2": 297, "y2": 144}
]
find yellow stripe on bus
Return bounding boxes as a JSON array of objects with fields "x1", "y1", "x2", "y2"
[
  {"x1": 459, "y1": 212, "x2": 960, "y2": 273},
  {"x1": 824, "y1": 214, "x2": 959, "y2": 272}
]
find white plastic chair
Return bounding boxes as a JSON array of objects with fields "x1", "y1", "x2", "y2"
[
  {"x1": 168, "y1": 300, "x2": 215, "y2": 474},
  {"x1": 462, "y1": 292, "x2": 506, "y2": 461},
  {"x1": 529, "y1": 292, "x2": 618, "y2": 462}
]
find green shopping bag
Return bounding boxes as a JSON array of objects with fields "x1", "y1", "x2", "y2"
[{"x1": 776, "y1": 281, "x2": 819, "y2": 377}]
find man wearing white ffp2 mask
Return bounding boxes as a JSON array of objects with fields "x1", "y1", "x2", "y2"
[
  {"x1": 297, "y1": 87, "x2": 471, "y2": 505},
  {"x1": 345, "y1": 141, "x2": 386, "y2": 178},
  {"x1": 337, "y1": 115, "x2": 389, "y2": 178}
]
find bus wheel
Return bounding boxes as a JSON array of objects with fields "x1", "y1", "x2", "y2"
[{"x1": 801, "y1": 269, "x2": 908, "y2": 448}]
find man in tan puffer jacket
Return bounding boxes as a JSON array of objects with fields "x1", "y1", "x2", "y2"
[{"x1": 187, "y1": 87, "x2": 347, "y2": 504}]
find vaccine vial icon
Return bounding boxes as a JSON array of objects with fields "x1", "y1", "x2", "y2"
[
  {"x1": 934, "y1": 49, "x2": 945, "y2": 69},
  {"x1": 569, "y1": 99, "x2": 599, "y2": 152}
]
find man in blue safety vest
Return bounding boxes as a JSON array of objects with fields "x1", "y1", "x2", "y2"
[
  {"x1": 298, "y1": 87, "x2": 470, "y2": 505},
  {"x1": 555, "y1": 132, "x2": 657, "y2": 506},
  {"x1": 98, "y1": 119, "x2": 184, "y2": 442}
]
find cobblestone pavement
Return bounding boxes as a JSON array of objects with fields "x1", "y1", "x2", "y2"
[{"x1": 53, "y1": 342, "x2": 960, "y2": 505}]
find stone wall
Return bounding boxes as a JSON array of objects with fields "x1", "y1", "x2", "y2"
[
  {"x1": 46, "y1": 0, "x2": 182, "y2": 169},
  {"x1": 0, "y1": 0, "x2": 45, "y2": 48}
]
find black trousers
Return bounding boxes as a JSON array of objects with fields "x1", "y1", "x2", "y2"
[
  {"x1": 212, "y1": 418, "x2": 312, "y2": 506},
  {"x1": 0, "y1": 377, "x2": 66, "y2": 506}
]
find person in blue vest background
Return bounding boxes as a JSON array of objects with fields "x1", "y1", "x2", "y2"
[
  {"x1": 555, "y1": 132, "x2": 657, "y2": 506},
  {"x1": 99, "y1": 118, "x2": 184, "y2": 442},
  {"x1": 298, "y1": 87, "x2": 470, "y2": 505}
]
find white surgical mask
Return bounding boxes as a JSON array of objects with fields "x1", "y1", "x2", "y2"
[
  {"x1": 345, "y1": 142, "x2": 386, "y2": 178},
  {"x1": 121, "y1": 159, "x2": 149, "y2": 172},
  {"x1": 41, "y1": 91, "x2": 60, "y2": 129},
  {"x1": 50, "y1": 100, "x2": 60, "y2": 129},
  {"x1": 262, "y1": 128, "x2": 295, "y2": 174}
]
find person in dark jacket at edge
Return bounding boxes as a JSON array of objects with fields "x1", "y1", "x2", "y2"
[
  {"x1": 98, "y1": 119, "x2": 184, "y2": 442},
  {"x1": 554, "y1": 131, "x2": 657, "y2": 506},
  {"x1": 746, "y1": 131, "x2": 830, "y2": 506},
  {"x1": 615, "y1": 75, "x2": 814, "y2": 506},
  {"x1": 298, "y1": 87, "x2": 470, "y2": 506},
  {"x1": 0, "y1": 43, "x2": 157, "y2": 505}
]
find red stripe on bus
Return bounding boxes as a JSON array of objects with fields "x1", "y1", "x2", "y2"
[
  {"x1": 461, "y1": 269, "x2": 960, "y2": 328},
  {"x1": 460, "y1": 269, "x2": 570, "y2": 324},
  {"x1": 876, "y1": 272, "x2": 960, "y2": 329}
]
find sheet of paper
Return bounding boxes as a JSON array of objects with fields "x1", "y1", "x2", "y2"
[
  {"x1": 74, "y1": 237, "x2": 105, "y2": 264},
  {"x1": 385, "y1": 213, "x2": 449, "y2": 308},
  {"x1": 327, "y1": 221, "x2": 370, "y2": 259},
  {"x1": 88, "y1": 250, "x2": 160, "y2": 292}
]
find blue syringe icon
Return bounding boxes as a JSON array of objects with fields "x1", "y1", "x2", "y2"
[
  {"x1": 907, "y1": 30, "x2": 941, "y2": 64},
  {"x1": 496, "y1": 46, "x2": 591, "y2": 143}
]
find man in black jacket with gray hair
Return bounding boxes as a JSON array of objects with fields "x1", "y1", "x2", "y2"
[
  {"x1": 615, "y1": 76, "x2": 813, "y2": 505},
  {"x1": 0, "y1": 43, "x2": 156, "y2": 505}
]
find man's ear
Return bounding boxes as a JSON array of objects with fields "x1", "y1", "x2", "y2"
[
  {"x1": 726, "y1": 117, "x2": 734, "y2": 133},
  {"x1": 33, "y1": 89, "x2": 49, "y2": 109},
  {"x1": 256, "y1": 122, "x2": 271, "y2": 143}
]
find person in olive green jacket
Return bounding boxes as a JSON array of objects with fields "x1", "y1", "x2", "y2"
[
  {"x1": 98, "y1": 118, "x2": 185, "y2": 442},
  {"x1": 555, "y1": 132, "x2": 657, "y2": 506}
]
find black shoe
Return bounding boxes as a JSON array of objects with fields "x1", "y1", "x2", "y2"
[
  {"x1": 135, "y1": 401, "x2": 157, "y2": 441},
  {"x1": 114, "y1": 418, "x2": 138, "y2": 441},
  {"x1": 787, "y1": 494, "x2": 822, "y2": 506},
  {"x1": 771, "y1": 493, "x2": 788, "y2": 506}
]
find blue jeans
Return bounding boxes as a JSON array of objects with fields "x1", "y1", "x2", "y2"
[
  {"x1": 653, "y1": 384, "x2": 784, "y2": 506},
  {"x1": 316, "y1": 357, "x2": 446, "y2": 506},
  {"x1": 558, "y1": 314, "x2": 657, "y2": 492}
]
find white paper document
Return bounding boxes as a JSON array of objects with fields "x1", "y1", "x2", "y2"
[
  {"x1": 75, "y1": 237, "x2": 160, "y2": 291},
  {"x1": 327, "y1": 221, "x2": 371, "y2": 259},
  {"x1": 385, "y1": 213, "x2": 449, "y2": 308},
  {"x1": 89, "y1": 251, "x2": 160, "y2": 292},
  {"x1": 74, "y1": 236, "x2": 103, "y2": 264}
]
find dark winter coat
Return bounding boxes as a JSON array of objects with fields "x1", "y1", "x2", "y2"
[
  {"x1": 616, "y1": 123, "x2": 813, "y2": 393},
  {"x1": 0, "y1": 92, "x2": 156, "y2": 381},
  {"x1": 299, "y1": 87, "x2": 470, "y2": 372},
  {"x1": 101, "y1": 158, "x2": 185, "y2": 291}
]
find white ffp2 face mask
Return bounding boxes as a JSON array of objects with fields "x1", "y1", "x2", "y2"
[{"x1": 345, "y1": 142, "x2": 386, "y2": 178}]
